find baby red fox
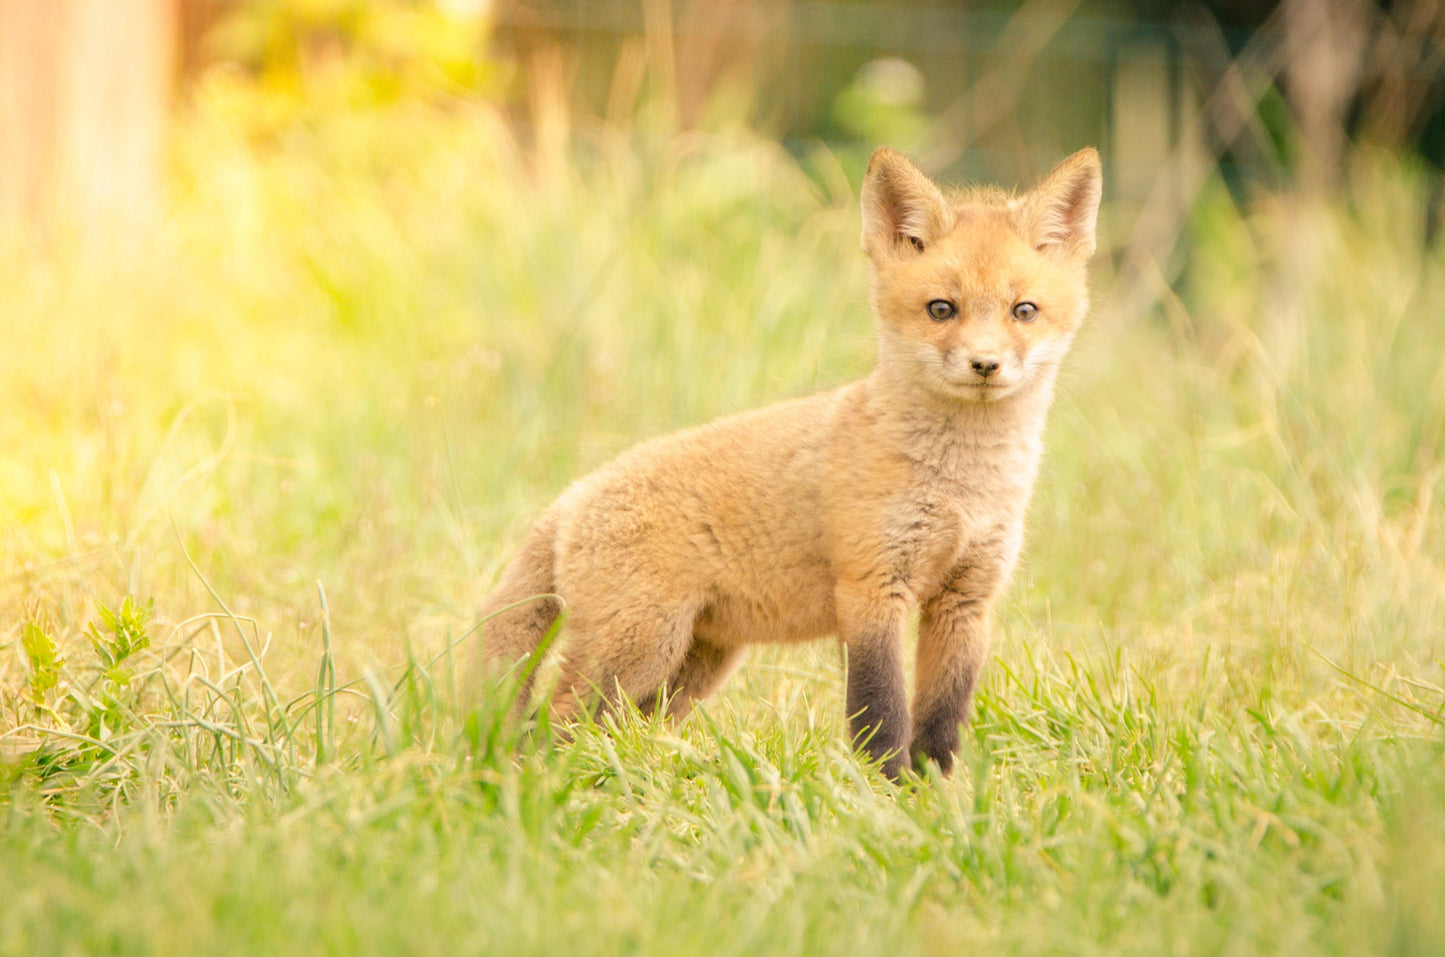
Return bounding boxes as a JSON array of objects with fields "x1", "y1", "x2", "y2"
[{"x1": 481, "y1": 147, "x2": 1101, "y2": 779}]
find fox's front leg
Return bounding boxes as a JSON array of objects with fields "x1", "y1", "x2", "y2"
[
  {"x1": 837, "y1": 583, "x2": 912, "y2": 780},
  {"x1": 910, "y1": 584, "x2": 995, "y2": 776}
]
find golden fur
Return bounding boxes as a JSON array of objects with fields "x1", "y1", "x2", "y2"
[{"x1": 480, "y1": 147, "x2": 1103, "y2": 779}]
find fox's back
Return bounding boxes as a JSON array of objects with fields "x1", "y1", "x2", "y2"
[{"x1": 550, "y1": 385, "x2": 853, "y2": 646}]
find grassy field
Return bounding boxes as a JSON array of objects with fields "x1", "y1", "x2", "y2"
[{"x1": 3, "y1": 73, "x2": 1444, "y2": 954}]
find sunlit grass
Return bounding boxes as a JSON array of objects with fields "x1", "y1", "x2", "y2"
[{"x1": 2, "y1": 78, "x2": 1443, "y2": 955}]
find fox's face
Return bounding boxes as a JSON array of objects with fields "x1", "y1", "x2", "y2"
[{"x1": 861, "y1": 149, "x2": 1102, "y2": 404}]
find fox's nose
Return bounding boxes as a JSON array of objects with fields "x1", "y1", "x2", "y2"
[{"x1": 970, "y1": 356, "x2": 1001, "y2": 379}]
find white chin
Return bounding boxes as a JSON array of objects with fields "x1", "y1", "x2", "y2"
[{"x1": 944, "y1": 379, "x2": 1018, "y2": 401}]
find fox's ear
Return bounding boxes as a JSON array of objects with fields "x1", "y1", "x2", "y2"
[
  {"x1": 860, "y1": 148, "x2": 952, "y2": 257},
  {"x1": 1020, "y1": 148, "x2": 1102, "y2": 259}
]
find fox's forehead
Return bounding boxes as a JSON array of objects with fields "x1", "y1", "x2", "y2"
[
  {"x1": 944, "y1": 202, "x2": 1026, "y2": 248},
  {"x1": 929, "y1": 203, "x2": 1042, "y2": 293}
]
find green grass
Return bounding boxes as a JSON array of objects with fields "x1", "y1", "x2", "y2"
[{"x1": 2, "y1": 80, "x2": 1444, "y2": 955}]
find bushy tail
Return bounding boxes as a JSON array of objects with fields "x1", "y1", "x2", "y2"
[{"x1": 479, "y1": 510, "x2": 562, "y2": 714}]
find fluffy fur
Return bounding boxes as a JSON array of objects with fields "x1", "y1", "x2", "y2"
[{"x1": 480, "y1": 147, "x2": 1103, "y2": 779}]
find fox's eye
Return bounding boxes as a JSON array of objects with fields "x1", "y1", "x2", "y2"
[
  {"x1": 926, "y1": 299, "x2": 956, "y2": 321},
  {"x1": 1012, "y1": 301, "x2": 1039, "y2": 322}
]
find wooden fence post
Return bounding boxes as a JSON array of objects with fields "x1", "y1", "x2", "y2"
[{"x1": 0, "y1": 0, "x2": 178, "y2": 236}]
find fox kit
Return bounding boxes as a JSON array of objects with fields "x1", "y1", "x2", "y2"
[{"x1": 481, "y1": 147, "x2": 1101, "y2": 779}]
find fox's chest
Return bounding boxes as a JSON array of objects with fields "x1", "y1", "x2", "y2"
[
  {"x1": 878, "y1": 453, "x2": 1036, "y2": 601},
  {"x1": 882, "y1": 498, "x2": 1001, "y2": 591}
]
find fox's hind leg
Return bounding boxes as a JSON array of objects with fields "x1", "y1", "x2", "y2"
[
  {"x1": 625, "y1": 637, "x2": 746, "y2": 720},
  {"x1": 549, "y1": 600, "x2": 702, "y2": 724},
  {"x1": 478, "y1": 511, "x2": 561, "y2": 717}
]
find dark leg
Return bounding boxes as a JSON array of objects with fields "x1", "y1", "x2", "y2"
[
  {"x1": 910, "y1": 588, "x2": 993, "y2": 776},
  {"x1": 845, "y1": 634, "x2": 911, "y2": 780},
  {"x1": 834, "y1": 580, "x2": 912, "y2": 781}
]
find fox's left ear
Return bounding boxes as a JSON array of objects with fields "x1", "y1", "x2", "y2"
[{"x1": 1020, "y1": 148, "x2": 1102, "y2": 259}]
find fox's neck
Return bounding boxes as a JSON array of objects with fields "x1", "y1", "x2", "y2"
[{"x1": 866, "y1": 363, "x2": 1060, "y2": 484}]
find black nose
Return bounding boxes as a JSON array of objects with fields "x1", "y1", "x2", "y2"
[{"x1": 970, "y1": 357, "x2": 1001, "y2": 378}]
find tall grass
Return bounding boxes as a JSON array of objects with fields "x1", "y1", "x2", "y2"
[{"x1": 2, "y1": 51, "x2": 1444, "y2": 955}]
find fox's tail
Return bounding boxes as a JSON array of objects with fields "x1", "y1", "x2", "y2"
[{"x1": 479, "y1": 510, "x2": 563, "y2": 715}]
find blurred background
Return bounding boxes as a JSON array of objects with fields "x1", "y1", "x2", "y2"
[
  {"x1": 7, "y1": 0, "x2": 1445, "y2": 240},
  {"x1": 2, "y1": 0, "x2": 1443, "y2": 689}
]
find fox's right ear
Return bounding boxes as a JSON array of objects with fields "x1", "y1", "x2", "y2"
[{"x1": 860, "y1": 148, "x2": 952, "y2": 258}]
